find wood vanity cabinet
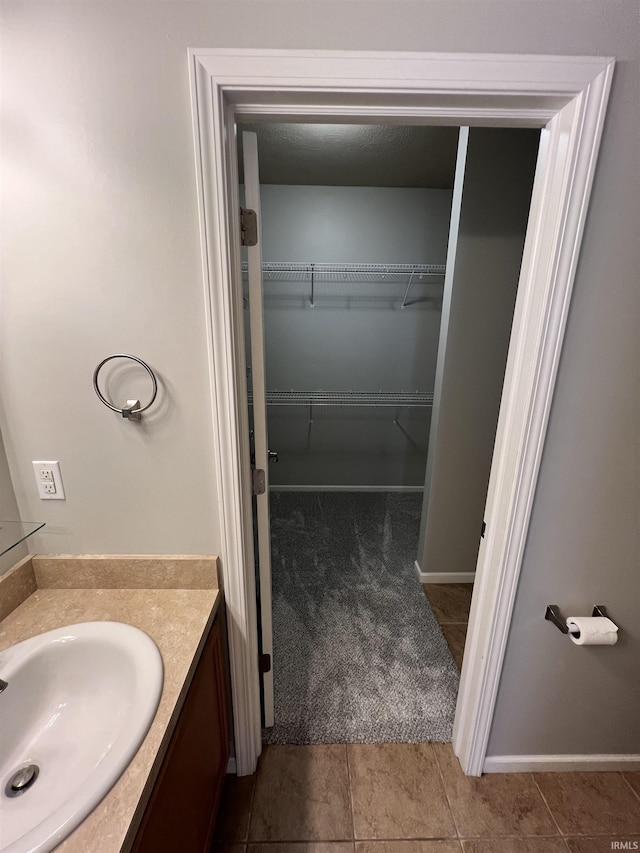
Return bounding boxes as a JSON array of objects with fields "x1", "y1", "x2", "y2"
[{"x1": 131, "y1": 615, "x2": 229, "y2": 853}]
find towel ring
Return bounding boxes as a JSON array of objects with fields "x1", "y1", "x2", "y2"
[{"x1": 93, "y1": 354, "x2": 158, "y2": 420}]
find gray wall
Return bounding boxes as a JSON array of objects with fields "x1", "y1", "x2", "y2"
[
  {"x1": 1, "y1": 1, "x2": 638, "y2": 757},
  {"x1": 257, "y1": 185, "x2": 452, "y2": 487},
  {"x1": 0, "y1": 429, "x2": 27, "y2": 574},
  {"x1": 417, "y1": 128, "x2": 540, "y2": 576}
]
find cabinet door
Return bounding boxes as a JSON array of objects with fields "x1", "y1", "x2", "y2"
[{"x1": 132, "y1": 616, "x2": 229, "y2": 853}]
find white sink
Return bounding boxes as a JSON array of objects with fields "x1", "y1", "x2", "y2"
[{"x1": 0, "y1": 622, "x2": 163, "y2": 853}]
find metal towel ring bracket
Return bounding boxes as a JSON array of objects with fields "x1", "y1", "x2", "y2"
[{"x1": 93, "y1": 354, "x2": 158, "y2": 420}]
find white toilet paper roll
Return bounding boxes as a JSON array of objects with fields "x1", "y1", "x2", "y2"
[{"x1": 566, "y1": 616, "x2": 618, "y2": 645}]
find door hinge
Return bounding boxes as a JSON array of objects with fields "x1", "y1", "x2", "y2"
[
  {"x1": 240, "y1": 207, "x2": 258, "y2": 246},
  {"x1": 481, "y1": 520, "x2": 486, "y2": 539},
  {"x1": 259, "y1": 653, "x2": 271, "y2": 673},
  {"x1": 252, "y1": 467, "x2": 265, "y2": 496}
]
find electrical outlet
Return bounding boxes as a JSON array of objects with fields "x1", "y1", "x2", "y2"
[{"x1": 33, "y1": 460, "x2": 66, "y2": 500}]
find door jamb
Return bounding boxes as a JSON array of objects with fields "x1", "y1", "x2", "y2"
[{"x1": 188, "y1": 49, "x2": 614, "y2": 776}]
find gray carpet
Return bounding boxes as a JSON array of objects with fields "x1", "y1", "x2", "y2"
[{"x1": 264, "y1": 491, "x2": 459, "y2": 744}]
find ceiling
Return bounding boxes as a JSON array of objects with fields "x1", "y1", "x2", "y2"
[{"x1": 237, "y1": 123, "x2": 459, "y2": 189}]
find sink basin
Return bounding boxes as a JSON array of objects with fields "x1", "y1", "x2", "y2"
[{"x1": 0, "y1": 622, "x2": 163, "y2": 853}]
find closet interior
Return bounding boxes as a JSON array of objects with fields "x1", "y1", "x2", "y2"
[{"x1": 239, "y1": 123, "x2": 541, "y2": 745}]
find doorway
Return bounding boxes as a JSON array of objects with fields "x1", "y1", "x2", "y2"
[
  {"x1": 189, "y1": 48, "x2": 613, "y2": 775},
  {"x1": 240, "y1": 122, "x2": 540, "y2": 746}
]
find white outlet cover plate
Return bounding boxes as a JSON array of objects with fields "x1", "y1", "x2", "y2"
[{"x1": 33, "y1": 460, "x2": 66, "y2": 500}]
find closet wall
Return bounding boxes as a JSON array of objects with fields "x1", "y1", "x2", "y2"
[
  {"x1": 254, "y1": 184, "x2": 454, "y2": 488},
  {"x1": 417, "y1": 127, "x2": 541, "y2": 580}
]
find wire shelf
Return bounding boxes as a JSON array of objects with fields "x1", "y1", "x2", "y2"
[
  {"x1": 243, "y1": 261, "x2": 446, "y2": 307},
  {"x1": 249, "y1": 390, "x2": 434, "y2": 408},
  {"x1": 241, "y1": 261, "x2": 445, "y2": 283}
]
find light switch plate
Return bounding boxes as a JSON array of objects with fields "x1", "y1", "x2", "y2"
[{"x1": 33, "y1": 460, "x2": 66, "y2": 500}]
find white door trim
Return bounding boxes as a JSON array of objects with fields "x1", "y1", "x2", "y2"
[{"x1": 188, "y1": 49, "x2": 614, "y2": 776}]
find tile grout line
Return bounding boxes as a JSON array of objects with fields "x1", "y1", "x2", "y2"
[
  {"x1": 244, "y1": 758, "x2": 259, "y2": 845},
  {"x1": 242, "y1": 833, "x2": 575, "y2": 843},
  {"x1": 445, "y1": 838, "x2": 556, "y2": 843},
  {"x1": 344, "y1": 743, "x2": 358, "y2": 849},
  {"x1": 431, "y1": 744, "x2": 462, "y2": 843},
  {"x1": 621, "y1": 771, "x2": 640, "y2": 803},
  {"x1": 245, "y1": 838, "x2": 463, "y2": 844},
  {"x1": 532, "y1": 774, "x2": 565, "y2": 838},
  {"x1": 244, "y1": 839, "x2": 355, "y2": 845}
]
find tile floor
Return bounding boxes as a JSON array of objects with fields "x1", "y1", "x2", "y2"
[
  {"x1": 213, "y1": 744, "x2": 640, "y2": 852},
  {"x1": 214, "y1": 582, "x2": 639, "y2": 853},
  {"x1": 422, "y1": 583, "x2": 473, "y2": 670}
]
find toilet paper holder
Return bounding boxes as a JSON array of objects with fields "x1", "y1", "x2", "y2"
[{"x1": 545, "y1": 604, "x2": 613, "y2": 635}]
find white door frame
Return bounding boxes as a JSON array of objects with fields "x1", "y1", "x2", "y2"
[{"x1": 188, "y1": 49, "x2": 614, "y2": 776}]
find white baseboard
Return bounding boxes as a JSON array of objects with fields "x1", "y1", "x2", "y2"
[
  {"x1": 483, "y1": 754, "x2": 640, "y2": 773},
  {"x1": 270, "y1": 485, "x2": 424, "y2": 493},
  {"x1": 226, "y1": 756, "x2": 237, "y2": 774},
  {"x1": 415, "y1": 560, "x2": 475, "y2": 584}
]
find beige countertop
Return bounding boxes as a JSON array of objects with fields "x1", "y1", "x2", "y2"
[{"x1": 0, "y1": 555, "x2": 222, "y2": 853}]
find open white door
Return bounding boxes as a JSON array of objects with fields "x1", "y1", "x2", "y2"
[{"x1": 242, "y1": 131, "x2": 274, "y2": 728}]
